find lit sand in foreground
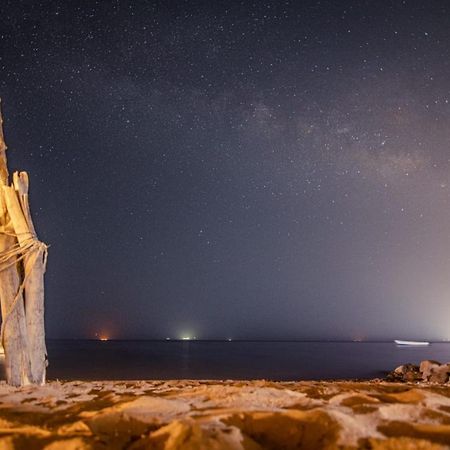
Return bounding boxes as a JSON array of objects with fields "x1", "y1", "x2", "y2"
[{"x1": 0, "y1": 380, "x2": 450, "y2": 449}]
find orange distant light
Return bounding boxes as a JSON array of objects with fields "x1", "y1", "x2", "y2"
[{"x1": 99, "y1": 337, "x2": 109, "y2": 341}]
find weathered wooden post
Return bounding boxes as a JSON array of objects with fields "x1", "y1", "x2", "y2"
[{"x1": 0, "y1": 100, "x2": 48, "y2": 385}]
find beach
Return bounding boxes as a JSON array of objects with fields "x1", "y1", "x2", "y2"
[{"x1": 0, "y1": 379, "x2": 449, "y2": 449}]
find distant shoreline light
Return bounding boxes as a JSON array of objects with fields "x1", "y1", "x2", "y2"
[{"x1": 95, "y1": 332, "x2": 109, "y2": 342}]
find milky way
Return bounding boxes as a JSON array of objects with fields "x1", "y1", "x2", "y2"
[{"x1": 1, "y1": 1, "x2": 450, "y2": 340}]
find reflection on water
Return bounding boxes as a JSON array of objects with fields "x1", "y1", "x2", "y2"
[{"x1": 0, "y1": 340, "x2": 449, "y2": 381}]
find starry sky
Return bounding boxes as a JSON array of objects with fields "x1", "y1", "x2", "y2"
[{"x1": 1, "y1": 0, "x2": 450, "y2": 340}]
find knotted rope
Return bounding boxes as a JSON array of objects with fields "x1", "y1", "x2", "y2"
[{"x1": 0, "y1": 232, "x2": 48, "y2": 345}]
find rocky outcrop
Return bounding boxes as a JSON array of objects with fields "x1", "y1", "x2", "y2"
[
  {"x1": 428, "y1": 364, "x2": 450, "y2": 383},
  {"x1": 388, "y1": 360, "x2": 450, "y2": 384},
  {"x1": 419, "y1": 360, "x2": 441, "y2": 380},
  {"x1": 386, "y1": 364, "x2": 421, "y2": 382}
]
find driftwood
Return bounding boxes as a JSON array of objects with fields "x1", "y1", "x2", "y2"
[
  {"x1": 0, "y1": 100, "x2": 48, "y2": 385},
  {"x1": 0, "y1": 192, "x2": 31, "y2": 386}
]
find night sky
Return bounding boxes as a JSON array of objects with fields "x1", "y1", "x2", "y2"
[{"x1": 1, "y1": 0, "x2": 450, "y2": 340}]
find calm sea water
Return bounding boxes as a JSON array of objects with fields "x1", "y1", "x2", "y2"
[{"x1": 3, "y1": 340, "x2": 450, "y2": 381}]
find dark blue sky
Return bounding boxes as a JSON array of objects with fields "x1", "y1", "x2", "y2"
[{"x1": 1, "y1": 0, "x2": 450, "y2": 340}]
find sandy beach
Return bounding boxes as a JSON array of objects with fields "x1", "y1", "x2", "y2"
[{"x1": 0, "y1": 379, "x2": 449, "y2": 449}]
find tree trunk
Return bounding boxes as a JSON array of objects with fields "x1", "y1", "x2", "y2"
[
  {"x1": 0, "y1": 190, "x2": 31, "y2": 386},
  {"x1": 3, "y1": 175, "x2": 47, "y2": 384},
  {"x1": 0, "y1": 102, "x2": 32, "y2": 386},
  {"x1": 0, "y1": 100, "x2": 47, "y2": 385}
]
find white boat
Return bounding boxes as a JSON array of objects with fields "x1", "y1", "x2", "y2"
[{"x1": 394, "y1": 340, "x2": 430, "y2": 346}]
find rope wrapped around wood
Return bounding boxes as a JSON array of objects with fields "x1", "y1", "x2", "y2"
[{"x1": 0, "y1": 232, "x2": 48, "y2": 345}]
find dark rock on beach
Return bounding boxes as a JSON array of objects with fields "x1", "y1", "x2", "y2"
[
  {"x1": 386, "y1": 363, "x2": 420, "y2": 382},
  {"x1": 388, "y1": 360, "x2": 450, "y2": 384}
]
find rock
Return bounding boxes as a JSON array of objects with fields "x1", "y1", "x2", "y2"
[
  {"x1": 43, "y1": 438, "x2": 95, "y2": 450},
  {"x1": 403, "y1": 364, "x2": 420, "y2": 381},
  {"x1": 419, "y1": 360, "x2": 441, "y2": 381},
  {"x1": 403, "y1": 369, "x2": 420, "y2": 382},
  {"x1": 387, "y1": 364, "x2": 420, "y2": 382},
  {"x1": 0, "y1": 436, "x2": 15, "y2": 450},
  {"x1": 388, "y1": 360, "x2": 450, "y2": 384},
  {"x1": 386, "y1": 371, "x2": 401, "y2": 382},
  {"x1": 428, "y1": 364, "x2": 450, "y2": 384},
  {"x1": 386, "y1": 367, "x2": 401, "y2": 382},
  {"x1": 129, "y1": 420, "x2": 245, "y2": 450},
  {"x1": 367, "y1": 436, "x2": 447, "y2": 449},
  {"x1": 225, "y1": 409, "x2": 341, "y2": 450}
]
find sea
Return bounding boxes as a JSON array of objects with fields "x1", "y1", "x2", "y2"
[{"x1": 1, "y1": 340, "x2": 447, "y2": 381}]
